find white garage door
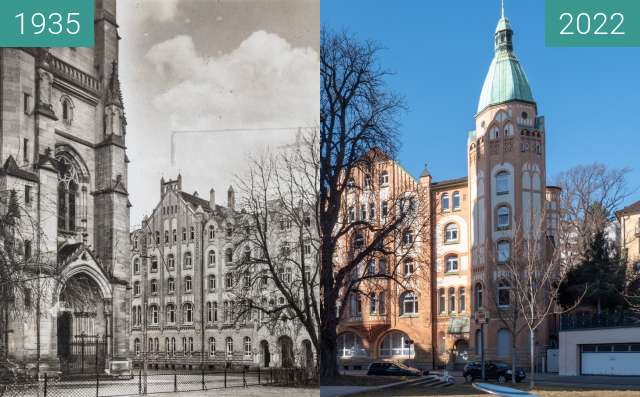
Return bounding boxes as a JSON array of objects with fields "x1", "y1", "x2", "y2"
[{"x1": 581, "y1": 344, "x2": 640, "y2": 376}]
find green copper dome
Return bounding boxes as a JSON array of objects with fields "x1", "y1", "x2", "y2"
[{"x1": 477, "y1": 17, "x2": 534, "y2": 114}]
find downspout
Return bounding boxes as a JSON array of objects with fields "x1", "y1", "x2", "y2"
[{"x1": 200, "y1": 218, "x2": 205, "y2": 368}]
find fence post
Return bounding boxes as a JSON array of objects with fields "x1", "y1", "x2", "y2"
[
  {"x1": 243, "y1": 367, "x2": 246, "y2": 387},
  {"x1": 173, "y1": 372, "x2": 177, "y2": 393},
  {"x1": 270, "y1": 368, "x2": 273, "y2": 384},
  {"x1": 138, "y1": 368, "x2": 142, "y2": 395},
  {"x1": 96, "y1": 371, "x2": 100, "y2": 397},
  {"x1": 258, "y1": 366, "x2": 260, "y2": 384},
  {"x1": 224, "y1": 367, "x2": 227, "y2": 388},
  {"x1": 201, "y1": 366, "x2": 205, "y2": 390},
  {"x1": 44, "y1": 373, "x2": 48, "y2": 397}
]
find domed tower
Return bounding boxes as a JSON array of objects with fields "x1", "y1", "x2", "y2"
[{"x1": 468, "y1": 7, "x2": 548, "y2": 364}]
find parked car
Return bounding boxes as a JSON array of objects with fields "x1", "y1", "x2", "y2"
[
  {"x1": 367, "y1": 362, "x2": 422, "y2": 377},
  {"x1": 463, "y1": 361, "x2": 525, "y2": 383}
]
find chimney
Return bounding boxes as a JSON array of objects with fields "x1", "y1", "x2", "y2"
[
  {"x1": 227, "y1": 185, "x2": 235, "y2": 210},
  {"x1": 209, "y1": 188, "x2": 215, "y2": 209},
  {"x1": 160, "y1": 177, "x2": 165, "y2": 196}
]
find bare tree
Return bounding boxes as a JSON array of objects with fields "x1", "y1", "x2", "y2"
[
  {"x1": 555, "y1": 163, "x2": 633, "y2": 269},
  {"x1": 499, "y1": 213, "x2": 584, "y2": 389},
  {"x1": 320, "y1": 26, "x2": 437, "y2": 381},
  {"x1": 233, "y1": 129, "x2": 320, "y2": 370}
]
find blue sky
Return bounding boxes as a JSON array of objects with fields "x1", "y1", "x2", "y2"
[{"x1": 322, "y1": 1, "x2": 640, "y2": 205}]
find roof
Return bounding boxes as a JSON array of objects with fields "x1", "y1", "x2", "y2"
[
  {"x1": 617, "y1": 200, "x2": 640, "y2": 216},
  {"x1": 432, "y1": 176, "x2": 468, "y2": 189},
  {"x1": 179, "y1": 191, "x2": 213, "y2": 212},
  {"x1": 1, "y1": 156, "x2": 39, "y2": 182},
  {"x1": 477, "y1": 16, "x2": 535, "y2": 114}
]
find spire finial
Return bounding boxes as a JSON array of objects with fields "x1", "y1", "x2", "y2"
[{"x1": 501, "y1": 0, "x2": 505, "y2": 18}]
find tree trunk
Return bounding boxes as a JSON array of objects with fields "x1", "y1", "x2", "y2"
[
  {"x1": 529, "y1": 329, "x2": 535, "y2": 389},
  {"x1": 511, "y1": 336, "x2": 517, "y2": 385},
  {"x1": 320, "y1": 304, "x2": 339, "y2": 380}
]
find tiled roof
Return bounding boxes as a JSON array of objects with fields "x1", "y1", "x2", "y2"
[
  {"x1": 179, "y1": 191, "x2": 213, "y2": 212},
  {"x1": 618, "y1": 200, "x2": 640, "y2": 215}
]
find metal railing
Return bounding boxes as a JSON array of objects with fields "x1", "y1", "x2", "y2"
[
  {"x1": 0, "y1": 367, "x2": 316, "y2": 397},
  {"x1": 560, "y1": 311, "x2": 640, "y2": 331}
]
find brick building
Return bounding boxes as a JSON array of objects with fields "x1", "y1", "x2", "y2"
[
  {"x1": 129, "y1": 176, "x2": 315, "y2": 370},
  {"x1": 336, "y1": 11, "x2": 560, "y2": 371}
]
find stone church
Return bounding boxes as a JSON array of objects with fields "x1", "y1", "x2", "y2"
[{"x1": 0, "y1": 0, "x2": 130, "y2": 374}]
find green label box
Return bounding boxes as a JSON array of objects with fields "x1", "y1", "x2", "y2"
[
  {"x1": 546, "y1": 0, "x2": 640, "y2": 47},
  {"x1": 0, "y1": 0, "x2": 94, "y2": 48}
]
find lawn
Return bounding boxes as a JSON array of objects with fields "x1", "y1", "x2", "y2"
[{"x1": 352, "y1": 382, "x2": 640, "y2": 397}]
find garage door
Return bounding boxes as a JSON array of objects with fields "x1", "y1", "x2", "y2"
[{"x1": 581, "y1": 344, "x2": 640, "y2": 375}]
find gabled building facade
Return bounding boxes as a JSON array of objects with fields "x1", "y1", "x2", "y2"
[{"x1": 336, "y1": 11, "x2": 560, "y2": 371}]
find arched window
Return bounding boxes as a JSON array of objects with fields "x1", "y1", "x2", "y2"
[
  {"x1": 445, "y1": 255, "x2": 459, "y2": 273},
  {"x1": 171, "y1": 337, "x2": 176, "y2": 353},
  {"x1": 134, "y1": 338, "x2": 141, "y2": 356},
  {"x1": 337, "y1": 332, "x2": 367, "y2": 358},
  {"x1": 453, "y1": 191, "x2": 461, "y2": 210},
  {"x1": 226, "y1": 337, "x2": 234, "y2": 358},
  {"x1": 131, "y1": 306, "x2": 137, "y2": 325},
  {"x1": 369, "y1": 293, "x2": 377, "y2": 315},
  {"x1": 441, "y1": 193, "x2": 450, "y2": 212},
  {"x1": 208, "y1": 225, "x2": 215, "y2": 239},
  {"x1": 399, "y1": 291, "x2": 418, "y2": 315},
  {"x1": 379, "y1": 292, "x2": 386, "y2": 315},
  {"x1": 188, "y1": 337, "x2": 194, "y2": 353},
  {"x1": 490, "y1": 126, "x2": 500, "y2": 140},
  {"x1": 209, "y1": 337, "x2": 216, "y2": 356},
  {"x1": 182, "y1": 227, "x2": 187, "y2": 241},
  {"x1": 184, "y1": 276, "x2": 192, "y2": 292},
  {"x1": 459, "y1": 287, "x2": 466, "y2": 312},
  {"x1": 225, "y1": 248, "x2": 233, "y2": 263},
  {"x1": 497, "y1": 280, "x2": 510, "y2": 307},
  {"x1": 167, "y1": 254, "x2": 175, "y2": 270},
  {"x1": 166, "y1": 304, "x2": 176, "y2": 323},
  {"x1": 148, "y1": 338, "x2": 154, "y2": 353},
  {"x1": 504, "y1": 123, "x2": 514, "y2": 136},
  {"x1": 165, "y1": 337, "x2": 170, "y2": 354},
  {"x1": 497, "y1": 206, "x2": 510, "y2": 228},
  {"x1": 172, "y1": 228, "x2": 177, "y2": 242},
  {"x1": 439, "y1": 288, "x2": 446, "y2": 313},
  {"x1": 189, "y1": 226, "x2": 195, "y2": 240},
  {"x1": 164, "y1": 230, "x2": 169, "y2": 243},
  {"x1": 150, "y1": 256, "x2": 158, "y2": 272},
  {"x1": 133, "y1": 281, "x2": 140, "y2": 296},
  {"x1": 244, "y1": 337, "x2": 252, "y2": 357},
  {"x1": 57, "y1": 156, "x2": 81, "y2": 232},
  {"x1": 150, "y1": 279, "x2": 158, "y2": 294},
  {"x1": 183, "y1": 303, "x2": 193, "y2": 323},
  {"x1": 167, "y1": 277, "x2": 175, "y2": 293},
  {"x1": 183, "y1": 252, "x2": 193, "y2": 269},
  {"x1": 154, "y1": 338, "x2": 159, "y2": 353},
  {"x1": 497, "y1": 329, "x2": 512, "y2": 356},
  {"x1": 149, "y1": 305, "x2": 159, "y2": 325},
  {"x1": 380, "y1": 332, "x2": 413, "y2": 357},
  {"x1": 208, "y1": 274, "x2": 216, "y2": 290},
  {"x1": 448, "y1": 287, "x2": 456, "y2": 313},
  {"x1": 62, "y1": 97, "x2": 73, "y2": 124},
  {"x1": 208, "y1": 250, "x2": 216, "y2": 266},
  {"x1": 225, "y1": 273, "x2": 233, "y2": 289},
  {"x1": 475, "y1": 330, "x2": 482, "y2": 355},
  {"x1": 379, "y1": 171, "x2": 389, "y2": 186},
  {"x1": 496, "y1": 171, "x2": 509, "y2": 195},
  {"x1": 475, "y1": 283, "x2": 483, "y2": 312},
  {"x1": 445, "y1": 223, "x2": 458, "y2": 243},
  {"x1": 133, "y1": 258, "x2": 140, "y2": 274},
  {"x1": 497, "y1": 240, "x2": 510, "y2": 262}
]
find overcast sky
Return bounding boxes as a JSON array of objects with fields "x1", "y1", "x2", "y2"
[{"x1": 118, "y1": 0, "x2": 319, "y2": 227}]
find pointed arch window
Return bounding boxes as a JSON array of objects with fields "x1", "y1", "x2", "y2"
[{"x1": 57, "y1": 156, "x2": 84, "y2": 233}]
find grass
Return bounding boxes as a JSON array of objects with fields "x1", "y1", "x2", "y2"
[{"x1": 351, "y1": 382, "x2": 640, "y2": 396}]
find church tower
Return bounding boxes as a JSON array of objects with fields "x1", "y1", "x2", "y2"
[{"x1": 468, "y1": 7, "x2": 549, "y2": 364}]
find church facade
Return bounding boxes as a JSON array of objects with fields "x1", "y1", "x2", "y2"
[
  {"x1": 336, "y1": 13, "x2": 560, "y2": 370},
  {"x1": 0, "y1": 0, "x2": 131, "y2": 374}
]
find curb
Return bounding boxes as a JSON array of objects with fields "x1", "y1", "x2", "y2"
[{"x1": 333, "y1": 377, "x2": 431, "y2": 397}]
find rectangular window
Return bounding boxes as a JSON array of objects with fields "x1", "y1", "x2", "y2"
[
  {"x1": 23, "y1": 93, "x2": 31, "y2": 115},
  {"x1": 25, "y1": 185, "x2": 32, "y2": 205},
  {"x1": 24, "y1": 240, "x2": 32, "y2": 259},
  {"x1": 23, "y1": 138, "x2": 29, "y2": 163}
]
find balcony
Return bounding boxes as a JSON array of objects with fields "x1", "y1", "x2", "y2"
[{"x1": 561, "y1": 312, "x2": 640, "y2": 331}]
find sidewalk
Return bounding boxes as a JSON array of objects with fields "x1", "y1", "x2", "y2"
[
  {"x1": 533, "y1": 373, "x2": 640, "y2": 390},
  {"x1": 158, "y1": 385, "x2": 320, "y2": 397}
]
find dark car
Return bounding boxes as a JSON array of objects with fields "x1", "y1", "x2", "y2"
[
  {"x1": 367, "y1": 362, "x2": 422, "y2": 377},
  {"x1": 463, "y1": 361, "x2": 525, "y2": 383}
]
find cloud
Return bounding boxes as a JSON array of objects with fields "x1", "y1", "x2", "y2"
[
  {"x1": 138, "y1": 0, "x2": 180, "y2": 22},
  {"x1": 145, "y1": 31, "x2": 319, "y2": 130},
  {"x1": 133, "y1": 31, "x2": 318, "y2": 218}
]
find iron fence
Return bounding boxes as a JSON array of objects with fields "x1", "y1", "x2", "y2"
[
  {"x1": 560, "y1": 311, "x2": 640, "y2": 331},
  {"x1": 0, "y1": 367, "x2": 315, "y2": 397}
]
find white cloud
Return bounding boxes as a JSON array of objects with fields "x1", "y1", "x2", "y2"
[
  {"x1": 145, "y1": 31, "x2": 318, "y2": 130},
  {"x1": 133, "y1": 31, "x2": 318, "y2": 219}
]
